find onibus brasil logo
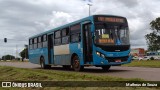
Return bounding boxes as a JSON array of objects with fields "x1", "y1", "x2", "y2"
[{"x1": 1, "y1": 82, "x2": 42, "y2": 88}]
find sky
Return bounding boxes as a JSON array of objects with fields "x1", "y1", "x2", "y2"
[{"x1": 0, "y1": 0, "x2": 160, "y2": 57}]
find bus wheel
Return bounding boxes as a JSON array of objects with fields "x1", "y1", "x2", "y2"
[
  {"x1": 101, "y1": 65, "x2": 111, "y2": 71},
  {"x1": 72, "y1": 55, "x2": 84, "y2": 71},
  {"x1": 40, "y1": 57, "x2": 51, "y2": 69}
]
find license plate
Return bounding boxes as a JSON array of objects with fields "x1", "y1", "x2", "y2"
[{"x1": 115, "y1": 59, "x2": 121, "y2": 62}]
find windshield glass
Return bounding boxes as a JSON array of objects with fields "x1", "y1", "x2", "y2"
[{"x1": 94, "y1": 23, "x2": 130, "y2": 45}]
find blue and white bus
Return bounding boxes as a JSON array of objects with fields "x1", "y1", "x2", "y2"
[{"x1": 28, "y1": 15, "x2": 132, "y2": 71}]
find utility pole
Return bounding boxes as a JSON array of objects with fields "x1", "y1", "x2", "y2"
[
  {"x1": 4, "y1": 38, "x2": 7, "y2": 60},
  {"x1": 87, "y1": 3, "x2": 92, "y2": 16}
]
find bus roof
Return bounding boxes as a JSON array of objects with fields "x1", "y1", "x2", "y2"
[{"x1": 29, "y1": 15, "x2": 126, "y2": 39}]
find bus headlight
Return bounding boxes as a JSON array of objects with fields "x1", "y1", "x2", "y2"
[
  {"x1": 96, "y1": 52, "x2": 101, "y2": 56},
  {"x1": 96, "y1": 51, "x2": 105, "y2": 59}
]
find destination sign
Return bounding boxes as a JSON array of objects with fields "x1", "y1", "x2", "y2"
[
  {"x1": 99, "y1": 39, "x2": 114, "y2": 44},
  {"x1": 97, "y1": 17, "x2": 125, "y2": 23}
]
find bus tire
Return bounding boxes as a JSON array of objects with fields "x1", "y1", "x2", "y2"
[
  {"x1": 40, "y1": 57, "x2": 51, "y2": 69},
  {"x1": 72, "y1": 55, "x2": 84, "y2": 71},
  {"x1": 101, "y1": 65, "x2": 111, "y2": 71}
]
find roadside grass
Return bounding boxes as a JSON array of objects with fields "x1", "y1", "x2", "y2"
[
  {"x1": 0, "y1": 66, "x2": 142, "y2": 81},
  {"x1": 123, "y1": 60, "x2": 160, "y2": 68},
  {"x1": 0, "y1": 66, "x2": 159, "y2": 90}
]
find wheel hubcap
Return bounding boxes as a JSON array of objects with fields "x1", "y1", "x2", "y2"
[
  {"x1": 74, "y1": 59, "x2": 79, "y2": 68},
  {"x1": 73, "y1": 56, "x2": 80, "y2": 69}
]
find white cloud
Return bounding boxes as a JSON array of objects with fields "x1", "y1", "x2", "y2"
[{"x1": 48, "y1": 11, "x2": 74, "y2": 29}]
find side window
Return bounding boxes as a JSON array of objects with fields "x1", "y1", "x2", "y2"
[
  {"x1": 55, "y1": 31, "x2": 61, "y2": 38},
  {"x1": 70, "y1": 24, "x2": 81, "y2": 43},
  {"x1": 62, "y1": 28, "x2": 69, "y2": 36},
  {"x1": 54, "y1": 38, "x2": 61, "y2": 45},
  {"x1": 29, "y1": 39, "x2": 33, "y2": 49},
  {"x1": 33, "y1": 38, "x2": 37, "y2": 49},
  {"x1": 70, "y1": 24, "x2": 80, "y2": 34},
  {"x1": 29, "y1": 39, "x2": 32, "y2": 45},
  {"x1": 62, "y1": 36, "x2": 69, "y2": 44},
  {"x1": 42, "y1": 35, "x2": 47, "y2": 47},
  {"x1": 34, "y1": 38, "x2": 37, "y2": 44},
  {"x1": 62, "y1": 28, "x2": 69, "y2": 44},
  {"x1": 54, "y1": 30, "x2": 61, "y2": 45},
  {"x1": 71, "y1": 33, "x2": 80, "y2": 42},
  {"x1": 43, "y1": 35, "x2": 47, "y2": 41},
  {"x1": 38, "y1": 36, "x2": 42, "y2": 48},
  {"x1": 38, "y1": 36, "x2": 41, "y2": 43}
]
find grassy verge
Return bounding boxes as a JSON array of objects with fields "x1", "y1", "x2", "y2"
[
  {"x1": 0, "y1": 66, "x2": 159, "y2": 90},
  {"x1": 123, "y1": 60, "x2": 160, "y2": 68},
  {"x1": 0, "y1": 66, "x2": 141, "y2": 81}
]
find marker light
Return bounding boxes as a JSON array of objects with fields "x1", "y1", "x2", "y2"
[{"x1": 96, "y1": 52, "x2": 101, "y2": 56}]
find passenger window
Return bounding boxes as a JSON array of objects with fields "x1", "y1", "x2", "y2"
[
  {"x1": 38, "y1": 36, "x2": 41, "y2": 43},
  {"x1": 62, "y1": 28, "x2": 69, "y2": 37},
  {"x1": 43, "y1": 35, "x2": 47, "y2": 41},
  {"x1": 62, "y1": 36, "x2": 69, "y2": 44},
  {"x1": 71, "y1": 33, "x2": 80, "y2": 43},
  {"x1": 55, "y1": 31, "x2": 61, "y2": 38},
  {"x1": 54, "y1": 38, "x2": 61, "y2": 45},
  {"x1": 70, "y1": 24, "x2": 80, "y2": 34}
]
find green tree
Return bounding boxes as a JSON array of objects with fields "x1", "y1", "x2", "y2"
[
  {"x1": 19, "y1": 48, "x2": 28, "y2": 61},
  {"x1": 2, "y1": 55, "x2": 15, "y2": 60},
  {"x1": 145, "y1": 17, "x2": 160, "y2": 51},
  {"x1": 150, "y1": 17, "x2": 160, "y2": 32}
]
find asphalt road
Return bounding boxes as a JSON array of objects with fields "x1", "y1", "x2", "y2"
[{"x1": 0, "y1": 61, "x2": 160, "y2": 81}]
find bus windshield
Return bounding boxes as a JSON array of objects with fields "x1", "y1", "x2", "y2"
[{"x1": 94, "y1": 23, "x2": 130, "y2": 45}]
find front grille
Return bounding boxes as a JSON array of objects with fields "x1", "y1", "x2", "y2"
[
  {"x1": 95, "y1": 45, "x2": 130, "y2": 52},
  {"x1": 105, "y1": 56, "x2": 128, "y2": 62}
]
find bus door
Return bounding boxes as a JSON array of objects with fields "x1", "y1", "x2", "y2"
[
  {"x1": 82, "y1": 22, "x2": 93, "y2": 63},
  {"x1": 48, "y1": 34, "x2": 53, "y2": 64}
]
